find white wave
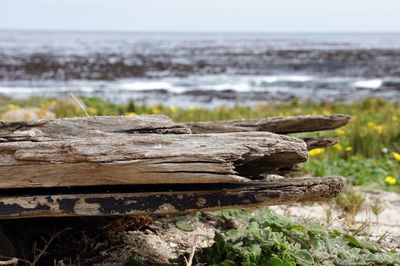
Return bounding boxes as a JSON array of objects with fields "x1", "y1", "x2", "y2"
[
  {"x1": 251, "y1": 75, "x2": 313, "y2": 84},
  {"x1": 204, "y1": 82, "x2": 251, "y2": 92},
  {"x1": 0, "y1": 86, "x2": 42, "y2": 94},
  {"x1": 185, "y1": 75, "x2": 314, "y2": 92},
  {"x1": 352, "y1": 79, "x2": 383, "y2": 89},
  {"x1": 117, "y1": 81, "x2": 172, "y2": 90},
  {"x1": 115, "y1": 80, "x2": 186, "y2": 93}
]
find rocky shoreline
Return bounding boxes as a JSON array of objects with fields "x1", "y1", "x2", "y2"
[
  {"x1": 2, "y1": 48, "x2": 400, "y2": 81},
  {"x1": 2, "y1": 32, "x2": 400, "y2": 105}
]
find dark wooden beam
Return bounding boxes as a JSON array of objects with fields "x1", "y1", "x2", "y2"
[{"x1": 0, "y1": 176, "x2": 344, "y2": 219}]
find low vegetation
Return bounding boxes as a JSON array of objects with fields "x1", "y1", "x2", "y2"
[{"x1": 193, "y1": 208, "x2": 400, "y2": 266}]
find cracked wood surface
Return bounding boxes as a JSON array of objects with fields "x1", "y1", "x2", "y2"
[
  {"x1": 184, "y1": 114, "x2": 351, "y2": 134},
  {"x1": 0, "y1": 176, "x2": 344, "y2": 219},
  {"x1": 0, "y1": 115, "x2": 190, "y2": 142},
  {"x1": 0, "y1": 127, "x2": 308, "y2": 188}
]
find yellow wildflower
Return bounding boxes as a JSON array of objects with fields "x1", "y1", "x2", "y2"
[
  {"x1": 126, "y1": 112, "x2": 136, "y2": 117},
  {"x1": 336, "y1": 129, "x2": 346, "y2": 136},
  {"x1": 392, "y1": 116, "x2": 398, "y2": 122},
  {"x1": 151, "y1": 107, "x2": 161, "y2": 114},
  {"x1": 393, "y1": 152, "x2": 400, "y2": 162},
  {"x1": 323, "y1": 110, "x2": 331, "y2": 115},
  {"x1": 385, "y1": 176, "x2": 397, "y2": 185},
  {"x1": 309, "y1": 148, "x2": 325, "y2": 157},
  {"x1": 169, "y1": 106, "x2": 178, "y2": 113},
  {"x1": 374, "y1": 125, "x2": 384, "y2": 134},
  {"x1": 87, "y1": 107, "x2": 98, "y2": 115},
  {"x1": 6, "y1": 104, "x2": 19, "y2": 110},
  {"x1": 40, "y1": 100, "x2": 56, "y2": 110},
  {"x1": 367, "y1": 121, "x2": 376, "y2": 128},
  {"x1": 345, "y1": 146, "x2": 352, "y2": 152},
  {"x1": 333, "y1": 143, "x2": 343, "y2": 151}
]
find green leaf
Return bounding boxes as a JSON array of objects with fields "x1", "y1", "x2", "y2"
[
  {"x1": 175, "y1": 215, "x2": 198, "y2": 232},
  {"x1": 248, "y1": 243, "x2": 262, "y2": 256},
  {"x1": 219, "y1": 260, "x2": 237, "y2": 266},
  {"x1": 292, "y1": 250, "x2": 314, "y2": 265},
  {"x1": 344, "y1": 234, "x2": 364, "y2": 249},
  {"x1": 214, "y1": 232, "x2": 227, "y2": 253},
  {"x1": 267, "y1": 256, "x2": 284, "y2": 266},
  {"x1": 124, "y1": 253, "x2": 145, "y2": 266}
]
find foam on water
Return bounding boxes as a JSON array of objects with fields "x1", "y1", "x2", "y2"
[
  {"x1": 0, "y1": 74, "x2": 398, "y2": 108},
  {"x1": 251, "y1": 75, "x2": 314, "y2": 84},
  {"x1": 118, "y1": 81, "x2": 177, "y2": 91},
  {"x1": 352, "y1": 79, "x2": 383, "y2": 89}
]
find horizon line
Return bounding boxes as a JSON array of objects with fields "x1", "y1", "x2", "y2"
[{"x1": 1, "y1": 28, "x2": 400, "y2": 35}]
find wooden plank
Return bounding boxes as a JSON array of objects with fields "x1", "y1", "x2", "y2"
[
  {"x1": 0, "y1": 115, "x2": 191, "y2": 142},
  {"x1": 0, "y1": 132, "x2": 308, "y2": 188},
  {"x1": 184, "y1": 114, "x2": 351, "y2": 134},
  {"x1": 304, "y1": 137, "x2": 338, "y2": 150},
  {"x1": 0, "y1": 176, "x2": 344, "y2": 219}
]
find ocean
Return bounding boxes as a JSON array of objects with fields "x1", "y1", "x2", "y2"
[{"x1": 1, "y1": 31, "x2": 400, "y2": 107}]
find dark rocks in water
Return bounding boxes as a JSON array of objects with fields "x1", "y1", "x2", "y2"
[
  {"x1": 383, "y1": 81, "x2": 400, "y2": 91},
  {"x1": 2, "y1": 48, "x2": 400, "y2": 81},
  {"x1": 2, "y1": 32, "x2": 400, "y2": 104}
]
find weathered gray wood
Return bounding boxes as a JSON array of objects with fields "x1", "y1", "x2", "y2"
[
  {"x1": 185, "y1": 114, "x2": 351, "y2": 134},
  {"x1": 0, "y1": 131, "x2": 308, "y2": 188},
  {"x1": 0, "y1": 115, "x2": 190, "y2": 142},
  {"x1": 0, "y1": 176, "x2": 343, "y2": 219},
  {"x1": 304, "y1": 137, "x2": 338, "y2": 150}
]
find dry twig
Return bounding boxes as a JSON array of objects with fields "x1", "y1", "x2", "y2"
[
  {"x1": 69, "y1": 93, "x2": 89, "y2": 117},
  {"x1": 30, "y1": 228, "x2": 71, "y2": 266},
  {"x1": 185, "y1": 235, "x2": 199, "y2": 266},
  {"x1": 0, "y1": 258, "x2": 18, "y2": 265}
]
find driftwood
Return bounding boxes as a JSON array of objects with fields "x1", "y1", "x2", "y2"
[
  {"x1": 0, "y1": 115, "x2": 348, "y2": 219},
  {"x1": 0, "y1": 115, "x2": 190, "y2": 142},
  {"x1": 0, "y1": 176, "x2": 343, "y2": 219},
  {"x1": 0, "y1": 116, "x2": 309, "y2": 188},
  {"x1": 185, "y1": 114, "x2": 351, "y2": 134},
  {"x1": 303, "y1": 137, "x2": 338, "y2": 150}
]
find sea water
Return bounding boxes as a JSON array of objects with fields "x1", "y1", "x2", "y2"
[{"x1": 1, "y1": 31, "x2": 400, "y2": 107}]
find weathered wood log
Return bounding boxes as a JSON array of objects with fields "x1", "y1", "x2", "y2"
[
  {"x1": 0, "y1": 115, "x2": 190, "y2": 142},
  {"x1": 304, "y1": 137, "x2": 338, "y2": 150},
  {"x1": 0, "y1": 176, "x2": 343, "y2": 219},
  {"x1": 184, "y1": 114, "x2": 351, "y2": 134},
  {"x1": 0, "y1": 129, "x2": 308, "y2": 188}
]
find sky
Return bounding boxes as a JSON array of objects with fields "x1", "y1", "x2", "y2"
[{"x1": 1, "y1": 0, "x2": 399, "y2": 33}]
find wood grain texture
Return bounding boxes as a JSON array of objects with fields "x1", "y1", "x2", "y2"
[
  {"x1": 304, "y1": 137, "x2": 338, "y2": 150},
  {"x1": 185, "y1": 114, "x2": 351, "y2": 134},
  {"x1": 0, "y1": 176, "x2": 344, "y2": 219},
  {"x1": 0, "y1": 115, "x2": 190, "y2": 142},
  {"x1": 0, "y1": 130, "x2": 308, "y2": 188}
]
